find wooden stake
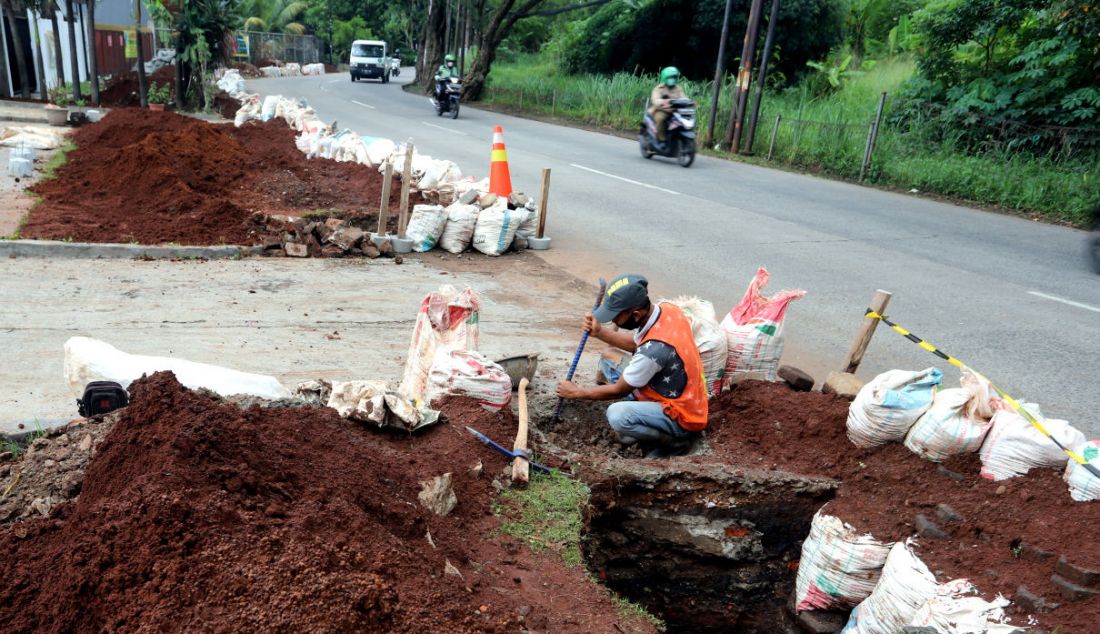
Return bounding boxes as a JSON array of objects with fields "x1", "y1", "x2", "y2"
[
  {"x1": 376, "y1": 161, "x2": 394, "y2": 235},
  {"x1": 536, "y1": 168, "x2": 551, "y2": 239},
  {"x1": 397, "y1": 138, "x2": 414, "y2": 238},
  {"x1": 842, "y1": 290, "x2": 892, "y2": 374},
  {"x1": 511, "y1": 377, "x2": 530, "y2": 486}
]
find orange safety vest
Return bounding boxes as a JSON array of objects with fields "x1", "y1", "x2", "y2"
[{"x1": 636, "y1": 303, "x2": 708, "y2": 431}]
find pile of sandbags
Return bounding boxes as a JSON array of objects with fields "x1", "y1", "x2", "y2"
[
  {"x1": 847, "y1": 368, "x2": 942, "y2": 448},
  {"x1": 301, "y1": 63, "x2": 326, "y2": 76},
  {"x1": 979, "y1": 403, "x2": 1086, "y2": 480},
  {"x1": 904, "y1": 370, "x2": 996, "y2": 462},
  {"x1": 795, "y1": 509, "x2": 894, "y2": 612},
  {"x1": 215, "y1": 69, "x2": 247, "y2": 98}
]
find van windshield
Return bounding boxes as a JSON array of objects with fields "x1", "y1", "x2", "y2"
[{"x1": 351, "y1": 44, "x2": 384, "y2": 58}]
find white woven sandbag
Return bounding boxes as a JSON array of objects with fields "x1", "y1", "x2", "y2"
[
  {"x1": 516, "y1": 200, "x2": 539, "y2": 238},
  {"x1": 439, "y1": 203, "x2": 479, "y2": 254},
  {"x1": 398, "y1": 286, "x2": 480, "y2": 402},
  {"x1": 720, "y1": 267, "x2": 805, "y2": 382},
  {"x1": 980, "y1": 404, "x2": 1085, "y2": 480},
  {"x1": 327, "y1": 380, "x2": 389, "y2": 423},
  {"x1": 63, "y1": 336, "x2": 288, "y2": 400},
  {"x1": 842, "y1": 540, "x2": 939, "y2": 634},
  {"x1": 367, "y1": 138, "x2": 396, "y2": 166},
  {"x1": 847, "y1": 367, "x2": 943, "y2": 448},
  {"x1": 665, "y1": 296, "x2": 728, "y2": 398},
  {"x1": 283, "y1": 62, "x2": 301, "y2": 76},
  {"x1": 426, "y1": 349, "x2": 512, "y2": 411},
  {"x1": 260, "y1": 94, "x2": 281, "y2": 121},
  {"x1": 472, "y1": 200, "x2": 524, "y2": 256},
  {"x1": 904, "y1": 371, "x2": 995, "y2": 462},
  {"x1": 406, "y1": 204, "x2": 448, "y2": 252},
  {"x1": 909, "y1": 579, "x2": 1014, "y2": 634},
  {"x1": 795, "y1": 509, "x2": 894, "y2": 612},
  {"x1": 1065, "y1": 440, "x2": 1100, "y2": 501}
]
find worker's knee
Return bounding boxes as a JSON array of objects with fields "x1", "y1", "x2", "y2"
[{"x1": 606, "y1": 401, "x2": 630, "y2": 434}]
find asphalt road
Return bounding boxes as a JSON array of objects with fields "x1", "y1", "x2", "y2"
[{"x1": 250, "y1": 71, "x2": 1100, "y2": 435}]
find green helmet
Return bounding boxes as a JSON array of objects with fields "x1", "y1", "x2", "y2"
[
  {"x1": 660, "y1": 66, "x2": 680, "y2": 87},
  {"x1": 444, "y1": 54, "x2": 456, "y2": 63}
]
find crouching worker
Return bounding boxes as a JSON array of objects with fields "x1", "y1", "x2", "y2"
[{"x1": 556, "y1": 274, "x2": 708, "y2": 458}]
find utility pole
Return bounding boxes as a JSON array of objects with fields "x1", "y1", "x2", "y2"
[
  {"x1": 705, "y1": 0, "x2": 734, "y2": 148},
  {"x1": 745, "y1": 0, "x2": 780, "y2": 154},
  {"x1": 723, "y1": 0, "x2": 764, "y2": 153}
]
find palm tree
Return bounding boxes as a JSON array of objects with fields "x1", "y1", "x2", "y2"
[{"x1": 240, "y1": 0, "x2": 306, "y2": 34}]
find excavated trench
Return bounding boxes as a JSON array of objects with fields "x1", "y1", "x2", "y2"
[{"x1": 544, "y1": 405, "x2": 841, "y2": 633}]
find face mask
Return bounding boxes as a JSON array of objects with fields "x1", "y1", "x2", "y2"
[
  {"x1": 619, "y1": 311, "x2": 644, "y2": 331},
  {"x1": 665, "y1": 78, "x2": 677, "y2": 87},
  {"x1": 447, "y1": 62, "x2": 454, "y2": 68}
]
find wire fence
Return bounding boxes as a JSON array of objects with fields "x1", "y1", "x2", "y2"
[{"x1": 152, "y1": 29, "x2": 324, "y2": 66}]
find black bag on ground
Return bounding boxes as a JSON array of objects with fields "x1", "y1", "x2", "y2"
[{"x1": 77, "y1": 381, "x2": 128, "y2": 417}]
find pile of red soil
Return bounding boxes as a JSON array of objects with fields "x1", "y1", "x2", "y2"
[
  {"x1": 99, "y1": 66, "x2": 177, "y2": 107},
  {"x1": 211, "y1": 89, "x2": 240, "y2": 119},
  {"x1": 23, "y1": 109, "x2": 406, "y2": 245},
  {"x1": 700, "y1": 381, "x2": 1099, "y2": 632},
  {"x1": 324, "y1": 63, "x2": 339, "y2": 74},
  {"x1": 0, "y1": 373, "x2": 654, "y2": 633}
]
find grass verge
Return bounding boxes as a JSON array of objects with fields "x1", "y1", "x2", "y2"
[
  {"x1": 480, "y1": 55, "x2": 1098, "y2": 226},
  {"x1": 493, "y1": 469, "x2": 666, "y2": 629},
  {"x1": 1, "y1": 422, "x2": 47, "y2": 459}
]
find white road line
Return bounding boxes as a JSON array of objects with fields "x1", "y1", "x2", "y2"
[
  {"x1": 569, "y1": 163, "x2": 680, "y2": 195},
  {"x1": 1028, "y1": 291, "x2": 1100, "y2": 313},
  {"x1": 351, "y1": 100, "x2": 376, "y2": 109},
  {"x1": 420, "y1": 121, "x2": 467, "y2": 136}
]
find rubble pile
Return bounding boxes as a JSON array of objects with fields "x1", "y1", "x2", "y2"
[
  {"x1": 0, "y1": 373, "x2": 654, "y2": 633},
  {"x1": 99, "y1": 66, "x2": 177, "y2": 108}
]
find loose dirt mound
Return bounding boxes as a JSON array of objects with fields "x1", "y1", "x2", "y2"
[
  {"x1": 229, "y1": 62, "x2": 263, "y2": 78},
  {"x1": 705, "y1": 381, "x2": 1100, "y2": 632},
  {"x1": 554, "y1": 380, "x2": 1099, "y2": 631},
  {"x1": 22, "y1": 109, "x2": 405, "y2": 245},
  {"x1": 0, "y1": 373, "x2": 654, "y2": 633},
  {"x1": 99, "y1": 66, "x2": 177, "y2": 107}
]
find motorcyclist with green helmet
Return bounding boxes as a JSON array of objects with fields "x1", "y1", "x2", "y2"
[
  {"x1": 649, "y1": 66, "x2": 687, "y2": 145},
  {"x1": 435, "y1": 54, "x2": 460, "y2": 101}
]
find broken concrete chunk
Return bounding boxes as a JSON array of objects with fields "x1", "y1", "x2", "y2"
[
  {"x1": 1017, "y1": 541, "x2": 1055, "y2": 561},
  {"x1": 285, "y1": 243, "x2": 308, "y2": 258},
  {"x1": 778, "y1": 365, "x2": 814, "y2": 392},
  {"x1": 418, "y1": 473, "x2": 458, "y2": 516},
  {"x1": 822, "y1": 372, "x2": 864, "y2": 400},
  {"x1": 320, "y1": 244, "x2": 345, "y2": 258},
  {"x1": 796, "y1": 608, "x2": 848, "y2": 634},
  {"x1": 323, "y1": 218, "x2": 345, "y2": 229},
  {"x1": 507, "y1": 192, "x2": 529, "y2": 208},
  {"x1": 327, "y1": 226, "x2": 365, "y2": 251},
  {"x1": 362, "y1": 244, "x2": 381, "y2": 259},
  {"x1": 262, "y1": 235, "x2": 283, "y2": 251},
  {"x1": 915, "y1": 514, "x2": 947, "y2": 540},
  {"x1": 1015, "y1": 586, "x2": 1059, "y2": 613},
  {"x1": 458, "y1": 189, "x2": 479, "y2": 205},
  {"x1": 934, "y1": 503, "x2": 963, "y2": 524},
  {"x1": 1055, "y1": 556, "x2": 1100, "y2": 588},
  {"x1": 1051, "y1": 574, "x2": 1100, "y2": 601}
]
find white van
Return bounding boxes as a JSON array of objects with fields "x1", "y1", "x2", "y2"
[{"x1": 349, "y1": 39, "x2": 390, "y2": 83}]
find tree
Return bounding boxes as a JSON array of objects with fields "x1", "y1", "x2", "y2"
[
  {"x1": 241, "y1": 0, "x2": 307, "y2": 33},
  {"x1": 462, "y1": 0, "x2": 549, "y2": 101},
  {"x1": 84, "y1": 0, "x2": 98, "y2": 104},
  {"x1": 331, "y1": 15, "x2": 372, "y2": 61},
  {"x1": 2, "y1": 0, "x2": 33, "y2": 98},
  {"x1": 46, "y1": 0, "x2": 65, "y2": 87},
  {"x1": 176, "y1": 0, "x2": 242, "y2": 108},
  {"x1": 64, "y1": 0, "x2": 81, "y2": 101},
  {"x1": 133, "y1": 0, "x2": 146, "y2": 107}
]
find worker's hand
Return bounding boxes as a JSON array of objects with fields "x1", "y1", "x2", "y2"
[
  {"x1": 557, "y1": 380, "x2": 584, "y2": 400},
  {"x1": 583, "y1": 312, "x2": 601, "y2": 337}
]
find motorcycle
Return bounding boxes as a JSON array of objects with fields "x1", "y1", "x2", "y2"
[
  {"x1": 434, "y1": 77, "x2": 461, "y2": 119},
  {"x1": 390, "y1": 57, "x2": 400, "y2": 77},
  {"x1": 639, "y1": 98, "x2": 697, "y2": 168}
]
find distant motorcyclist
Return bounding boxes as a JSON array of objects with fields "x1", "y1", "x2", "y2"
[
  {"x1": 435, "y1": 54, "x2": 460, "y2": 102},
  {"x1": 648, "y1": 67, "x2": 686, "y2": 147}
]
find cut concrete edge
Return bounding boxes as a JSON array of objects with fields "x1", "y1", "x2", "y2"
[{"x1": 0, "y1": 238, "x2": 262, "y2": 259}]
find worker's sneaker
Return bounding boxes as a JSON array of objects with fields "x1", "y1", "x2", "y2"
[{"x1": 645, "y1": 435, "x2": 695, "y2": 459}]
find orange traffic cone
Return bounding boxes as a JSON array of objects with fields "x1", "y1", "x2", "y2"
[{"x1": 489, "y1": 125, "x2": 513, "y2": 197}]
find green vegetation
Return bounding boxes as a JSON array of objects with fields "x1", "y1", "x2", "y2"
[
  {"x1": 477, "y1": 0, "x2": 1099, "y2": 225},
  {"x1": 1, "y1": 422, "x2": 46, "y2": 460},
  {"x1": 40, "y1": 140, "x2": 76, "y2": 181},
  {"x1": 493, "y1": 469, "x2": 588, "y2": 567},
  {"x1": 609, "y1": 590, "x2": 666, "y2": 629}
]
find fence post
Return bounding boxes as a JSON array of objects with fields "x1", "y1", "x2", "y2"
[
  {"x1": 860, "y1": 92, "x2": 887, "y2": 182},
  {"x1": 842, "y1": 290, "x2": 892, "y2": 374},
  {"x1": 397, "y1": 139, "x2": 414, "y2": 239},
  {"x1": 767, "y1": 113, "x2": 781, "y2": 161}
]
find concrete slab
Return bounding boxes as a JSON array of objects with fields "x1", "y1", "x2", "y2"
[
  {"x1": 0, "y1": 239, "x2": 262, "y2": 259},
  {"x1": 0, "y1": 251, "x2": 595, "y2": 435}
]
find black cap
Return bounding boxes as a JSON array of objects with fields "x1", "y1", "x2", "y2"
[{"x1": 593, "y1": 274, "x2": 649, "y2": 323}]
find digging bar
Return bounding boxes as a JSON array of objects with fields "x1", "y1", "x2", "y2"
[
  {"x1": 464, "y1": 426, "x2": 551, "y2": 475},
  {"x1": 552, "y1": 278, "x2": 608, "y2": 421}
]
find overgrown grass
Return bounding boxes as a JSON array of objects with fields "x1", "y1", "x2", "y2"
[
  {"x1": 481, "y1": 55, "x2": 1099, "y2": 225},
  {"x1": 494, "y1": 469, "x2": 588, "y2": 567},
  {"x1": 609, "y1": 589, "x2": 667, "y2": 629}
]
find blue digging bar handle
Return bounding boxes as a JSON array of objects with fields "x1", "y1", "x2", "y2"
[
  {"x1": 465, "y1": 426, "x2": 552, "y2": 474},
  {"x1": 552, "y1": 278, "x2": 608, "y2": 420}
]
